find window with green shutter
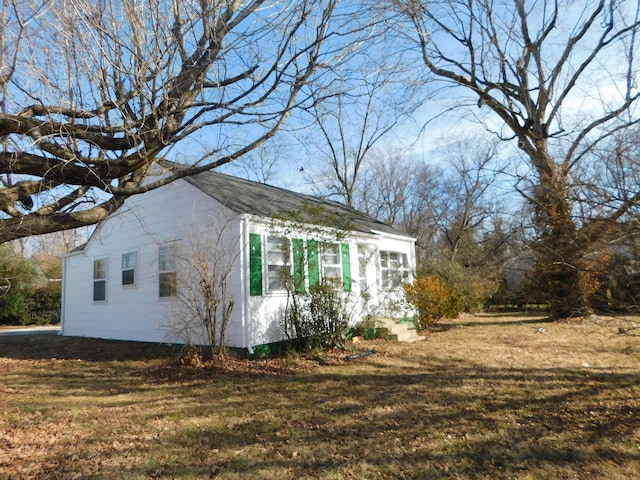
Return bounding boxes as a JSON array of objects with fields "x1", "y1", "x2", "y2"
[
  {"x1": 321, "y1": 243, "x2": 342, "y2": 286},
  {"x1": 249, "y1": 233, "x2": 263, "y2": 296},
  {"x1": 292, "y1": 238, "x2": 306, "y2": 293},
  {"x1": 307, "y1": 240, "x2": 320, "y2": 287},
  {"x1": 341, "y1": 243, "x2": 351, "y2": 292},
  {"x1": 266, "y1": 236, "x2": 291, "y2": 292}
]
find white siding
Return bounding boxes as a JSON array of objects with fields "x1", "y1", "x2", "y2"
[
  {"x1": 241, "y1": 224, "x2": 416, "y2": 347},
  {"x1": 62, "y1": 180, "x2": 246, "y2": 347},
  {"x1": 61, "y1": 178, "x2": 417, "y2": 350}
]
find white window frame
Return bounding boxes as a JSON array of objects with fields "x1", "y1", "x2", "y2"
[
  {"x1": 93, "y1": 257, "x2": 108, "y2": 302},
  {"x1": 121, "y1": 251, "x2": 137, "y2": 287},
  {"x1": 380, "y1": 250, "x2": 410, "y2": 290},
  {"x1": 321, "y1": 243, "x2": 342, "y2": 288},
  {"x1": 158, "y1": 244, "x2": 177, "y2": 298},
  {"x1": 266, "y1": 236, "x2": 291, "y2": 293}
]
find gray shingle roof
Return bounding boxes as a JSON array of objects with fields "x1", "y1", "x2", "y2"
[{"x1": 184, "y1": 170, "x2": 408, "y2": 237}]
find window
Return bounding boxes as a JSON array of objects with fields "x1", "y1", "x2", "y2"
[
  {"x1": 248, "y1": 235, "x2": 350, "y2": 295},
  {"x1": 380, "y1": 251, "x2": 410, "y2": 289},
  {"x1": 358, "y1": 244, "x2": 374, "y2": 291},
  {"x1": 321, "y1": 243, "x2": 342, "y2": 287},
  {"x1": 159, "y1": 245, "x2": 177, "y2": 298},
  {"x1": 121, "y1": 252, "x2": 136, "y2": 286},
  {"x1": 266, "y1": 236, "x2": 290, "y2": 292},
  {"x1": 93, "y1": 258, "x2": 107, "y2": 302}
]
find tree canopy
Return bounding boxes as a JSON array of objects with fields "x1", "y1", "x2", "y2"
[
  {"x1": 392, "y1": 0, "x2": 640, "y2": 317},
  {"x1": 0, "y1": 0, "x2": 344, "y2": 243}
]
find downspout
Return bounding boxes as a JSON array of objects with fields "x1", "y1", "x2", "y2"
[
  {"x1": 59, "y1": 254, "x2": 68, "y2": 336},
  {"x1": 241, "y1": 215, "x2": 254, "y2": 355}
]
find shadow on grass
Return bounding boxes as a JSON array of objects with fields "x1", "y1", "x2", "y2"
[
  {"x1": 436, "y1": 315, "x2": 548, "y2": 331},
  {"x1": 0, "y1": 334, "x2": 177, "y2": 362},
  {"x1": 8, "y1": 348, "x2": 640, "y2": 479},
  {"x1": 167, "y1": 363, "x2": 640, "y2": 479},
  {"x1": 4, "y1": 327, "x2": 640, "y2": 479}
]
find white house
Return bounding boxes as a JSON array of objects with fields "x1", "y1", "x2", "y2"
[{"x1": 60, "y1": 167, "x2": 416, "y2": 353}]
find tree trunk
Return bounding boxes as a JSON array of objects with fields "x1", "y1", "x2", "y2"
[{"x1": 531, "y1": 167, "x2": 595, "y2": 319}]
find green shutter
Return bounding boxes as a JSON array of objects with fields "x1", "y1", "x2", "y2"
[
  {"x1": 292, "y1": 238, "x2": 306, "y2": 294},
  {"x1": 341, "y1": 243, "x2": 352, "y2": 292},
  {"x1": 307, "y1": 240, "x2": 320, "y2": 287},
  {"x1": 249, "y1": 233, "x2": 263, "y2": 296}
]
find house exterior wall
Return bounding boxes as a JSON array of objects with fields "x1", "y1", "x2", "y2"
[
  {"x1": 241, "y1": 221, "x2": 416, "y2": 348},
  {"x1": 61, "y1": 180, "x2": 247, "y2": 347},
  {"x1": 365, "y1": 233, "x2": 417, "y2": 319},
  {"x1": 62, "y1": 178, "x2": 417, "y2": 351}
]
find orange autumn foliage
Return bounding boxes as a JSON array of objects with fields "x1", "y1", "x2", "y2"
[{"x1": 403, "y1": 276, "x2": 462, "y2": 329}]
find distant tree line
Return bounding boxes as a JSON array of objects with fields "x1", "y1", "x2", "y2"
[{"x1": 3, "y1": 1, "x2": 640, "y2": 320}]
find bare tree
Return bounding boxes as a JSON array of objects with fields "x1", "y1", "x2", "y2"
[
  {"x1": 301, "y1": 48, "x2": 424, "y2": 207},
  {"x1": 356, "y1": 148, "x2": 418, "y2": 222},
  {"x1": 354, "y1": 148, "x2": 445, "y2": 264},
  {"x1": 222, "y1": 142, "x2": 284, "y2": 185},
  {"x1": 14, "y1": 227, "x2": 92, "y2": 257},
  {"x1": 435, "y1": 139, "x2": 509, "y2": 264},
  {"x1": 395, "y1": 0, "x2": 640, "y2": 318},
  {"x1": 170, "y1": 215, "x2": 240, "y2": 359},
  {"x1": 0, "y1": 0, "x2": 343, "y2": 243}
]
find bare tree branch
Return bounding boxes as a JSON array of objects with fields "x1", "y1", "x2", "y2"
[{"x1": 0, "y1": 0, "x2": 346, "y2": 243}]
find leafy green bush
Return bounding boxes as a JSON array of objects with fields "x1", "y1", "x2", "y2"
[
  {"x1": 27, "y1": 282, "x2": 62, "y2": 325},
  {"x1": 0, "y1": 247, "x2": 36, "y2": 325},
  {"x1": 0, "y1": 245, "x2": 61, "y2": 325}
]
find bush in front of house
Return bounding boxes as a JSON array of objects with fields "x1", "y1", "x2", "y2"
[
  {"x1": 418, "y1": 259, "x2": 499, "y2": 314},
  {"x1": 285, "y1": 281, "x2": 351, "y2": 351},
  {"x1": 403, "y1": 275, "x2": 462, "y2": 329}
]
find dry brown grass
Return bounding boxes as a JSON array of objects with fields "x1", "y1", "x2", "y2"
[{"x1": 2, "y1": 312, "x2": 640, "y2": 479}]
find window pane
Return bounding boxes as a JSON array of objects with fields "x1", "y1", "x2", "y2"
[
  {"x1": 122, "y1": 269, "x2": 135, "y2": 286},
  {"x1": 159, "y1": 272, "x2": 177, "y2": 297},
  {"x1": 380, "y1": 250, "x2": 409, "y2": 290},
  {"x1": 323, "y1": 266, "x2": 341, "y2": 279},
  {"x1": 122, "y1": 252, "x2": 136, "y2": 269},
  {"x1": 93, "y1": 259, "x2": 106, "y2": 279},
  {"x1": 93, "y1": 280, "x2": 106, "y2": 301},
  {"x1": 267, "y1": 237, "x2": 290, "y2": 291},
  {"x1": 267, "y1": 266, "x2": 286, "y2": 291},
  {"x1": 159, "y1": 246, "x2": 176, "y2": 271},
  {"x1": 267, "y1": 250, "x2": 287, "y2": 264},
  {"x1": 323, "y1": 244, "x2": 339, "y2": 265},
  {"x1": 382, "y1": 270, "x2": 390, "y2": 288},
  {"x1": 267, "y1": 236, "x2": 287, "y2": 250}
]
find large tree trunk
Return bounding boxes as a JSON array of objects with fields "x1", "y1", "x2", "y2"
[
  {"x1": 398, "y1": 0, "x2": 640, "y2": 319},
  {"x1": 530, "y1": 166, "x2": 596, "y2": 319}
]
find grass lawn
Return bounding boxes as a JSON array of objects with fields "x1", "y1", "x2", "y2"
[{"x1": 2, "y1": 312, "x2": 640, "y2": 479}]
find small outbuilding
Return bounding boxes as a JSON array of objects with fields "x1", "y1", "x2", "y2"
[{"x1": 61, "y1": 166, "x2": 416, "y2": 353}]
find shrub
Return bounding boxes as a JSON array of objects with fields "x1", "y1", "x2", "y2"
[
  {"x1": 27, "y1": 282, "x2": 62, "y2": 325},
  {"x1": 0, "y1": 246, "x2": 61, "y2": 325},
  {"x1": 0, "y1": 248, "x2": 37, "y2": 325},
  {"x1": 419, "y1": 259, "x2": 499, "y2": 313},
  {"x1": 403, "y1": 275, "x2": 462, "y2": 329},
  {"x1": 285, "y1": 281, "x2": 351, "y2": 351}
]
